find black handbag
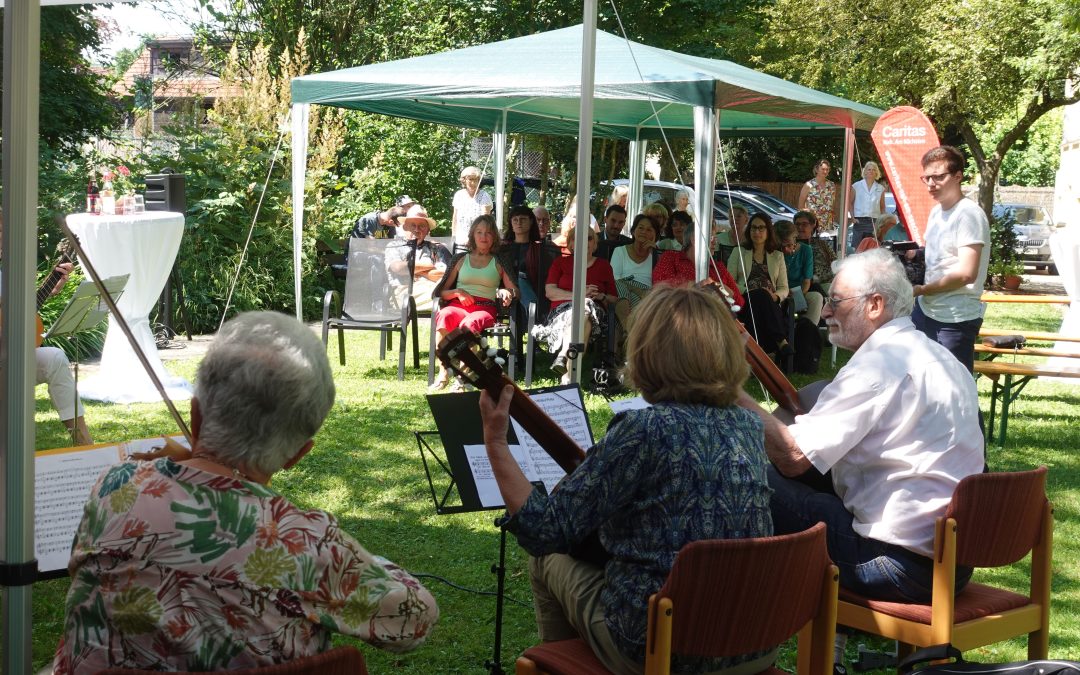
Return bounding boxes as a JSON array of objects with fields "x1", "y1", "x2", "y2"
[{"x1": 899, "y1": 645, "x2": 1079, "y2": 675}]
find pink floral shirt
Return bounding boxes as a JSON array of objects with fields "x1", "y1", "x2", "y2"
[
  {"x1": 804, "y1": 179, "x2": 836, "y2": 232},
  {"x1": 54, "y1": 458, "x2": 438, "y2": 674}
]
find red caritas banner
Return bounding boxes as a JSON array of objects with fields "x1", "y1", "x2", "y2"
[{"x1": 871, "y1": 106, "x2": 941, "y2": 245}]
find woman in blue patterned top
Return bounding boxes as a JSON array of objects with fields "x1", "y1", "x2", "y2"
[{"x1": 479, "y1": 285, "x2": 775, "y2": 675}]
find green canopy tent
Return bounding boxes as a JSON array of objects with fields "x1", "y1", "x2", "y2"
[{"x1": 290, "y1": 24, "x2": 882, "y2": 317}]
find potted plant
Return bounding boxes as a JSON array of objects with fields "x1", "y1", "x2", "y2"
[
  {"x1": 988, "y1": 258, "x2": 1024, "y2": 290},
  {"x1": 987, "y1": 208, "x2": 1023, "y2": 290}
]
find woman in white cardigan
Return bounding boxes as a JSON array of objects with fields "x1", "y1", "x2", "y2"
[{"x1": 726, "y1": 212, "x2": 792, "y2": 357}]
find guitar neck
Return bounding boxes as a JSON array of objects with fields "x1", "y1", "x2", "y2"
[{"x1": 35, "y1": 251, "x2": 74, "y2": 310}]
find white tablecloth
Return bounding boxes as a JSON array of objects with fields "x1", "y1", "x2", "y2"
[{"x1": 67, "y1": 212, "x2": 193, "y2": 403}]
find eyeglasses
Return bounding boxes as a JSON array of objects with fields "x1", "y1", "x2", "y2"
[
  {"x1": 461, "y1": 176, "x2": 480, "y2": 183},
  {"x1": 920, "y1": 172, "x2": 955, "y2": 185},
  {"x1": 749, "y1": 225, "x2": 768, "y2": 231},
  {"x1": 824, "y1": 294, "x2": 867, "y2": 309}
]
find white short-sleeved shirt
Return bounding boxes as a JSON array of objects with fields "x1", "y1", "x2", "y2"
[
  {"x1": 452, "y1": 189, "x2": 493, "y2": 246},
  {"x1": 918, "y1": 198, "x2": 989, "y2": 323},
  {"x1": 852, "y1": 180, "x2": 885, "y2": 218},
  {"x1": 609, "y1": 245, "x2": 653, "y2": 287},
  {"x1": 787, "y1": 317, "x2": 984, "y2": 557}
]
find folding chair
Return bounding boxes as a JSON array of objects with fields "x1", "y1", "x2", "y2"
[
  {"x1": 321, "y1": 237, "x2": 419, "y2": 379},
  {"x1": 516, "y1": 522, "x2": 838, "y2": 675},
  {"x1": 836, "y1": 466, "x2": 1053, "y2": 666},
  {"x1": 94, "y1": 645, "x2": 368, "y2": 675}
]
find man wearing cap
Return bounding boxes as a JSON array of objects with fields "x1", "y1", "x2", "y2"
[
  {"x1": 350, "y1": 195, "x2": 414, "y2": 240},
  {"x1": 385, "y1": 204, "x2": 451, "y2": 313}
]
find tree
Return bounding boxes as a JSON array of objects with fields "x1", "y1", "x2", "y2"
[{"x1": 755, "y1": 0, "x2": 1080, "y2": 215}]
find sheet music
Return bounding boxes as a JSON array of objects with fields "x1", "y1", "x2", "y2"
[
  {"x1": 465, "y1": 444, "x2": 532, "y2": 508},
  {"x1": 609, "y1": 396, "x2": 651, "y2": 414},
  {"x1": 34, "y1": 436, "x2": 190, "y2": 574}
]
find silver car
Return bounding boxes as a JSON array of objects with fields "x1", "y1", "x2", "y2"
[{"x1": 993, "y1": 203, "x2": 1055, "y2": 271}]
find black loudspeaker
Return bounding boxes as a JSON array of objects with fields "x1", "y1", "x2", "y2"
[{"x1": 144, "y1": 171, "x2": 186, "y2": 213}]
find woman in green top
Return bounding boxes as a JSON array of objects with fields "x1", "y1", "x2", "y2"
[{"x1": 431, "y1": 215, "x2": 518, "y2": 390}]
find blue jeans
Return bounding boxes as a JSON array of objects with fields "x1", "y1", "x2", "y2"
[
  {"x1": 767, "y1": 466, "x2": 971, "y2": 603},
  {"x1": 911, "y1": 302, "x2": 982, "y2": 374}
]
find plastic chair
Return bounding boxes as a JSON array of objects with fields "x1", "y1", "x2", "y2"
[
  {"x1": 515, "y1": 522, "x2": 839, "y2": 675},
  {"x1": 836, "y1": 466, "x2": 1053, "y2": 664},
  {"x1": 322, "y1": 237, "x2": 419, "y2": 379},
  {"x1": 94, "y1": 645, "x2": 369, "y2": 674}
]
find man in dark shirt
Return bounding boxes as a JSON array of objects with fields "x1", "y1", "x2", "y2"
[
  {"x1": 596, "y1": 205, "x2": 632, "y2": 260},
  {"x1": 350, "y1": 196, "x2": 412, "y2": 240}
]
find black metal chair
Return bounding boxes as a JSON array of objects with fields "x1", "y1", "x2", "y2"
[{"x1": 321, "y1": 237, "x2": 419, "y2": 379}]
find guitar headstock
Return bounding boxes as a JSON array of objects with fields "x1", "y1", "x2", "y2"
[
  {"x1": 436, "y1": 328, "x2": 510, "y2": 394},
  {"x1": 56, "y1": 235, "x2": 78, "y2": 265},
  {"x1": 701, "y1": 279, "x2": 741, "y2": 314}
]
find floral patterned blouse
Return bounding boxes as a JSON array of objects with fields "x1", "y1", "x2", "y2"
[
  {"x1": 804, "y1": 179, "x2": 837, "y2": 232},
  {"x1": 53, "y1": 458, "x2": 438, "y2": 674},
  {"x1": 507, "y1": 403, "x2": 773, "y2": 671}
]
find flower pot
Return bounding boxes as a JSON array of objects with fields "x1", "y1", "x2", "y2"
[{"x1": 1003, "y1": 274, "x2": 1022, "y2": 291}]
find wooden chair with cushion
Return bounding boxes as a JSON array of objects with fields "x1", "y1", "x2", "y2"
[
  {"x1": 836, "y1": 466, "x2": 1053, "y2": 664},
  {"x1": 94, "y1": 645, "x2": 369, "y2": 674},
  {"x1": 515, "y1": 522, "x2": 839, "y2": 675}
]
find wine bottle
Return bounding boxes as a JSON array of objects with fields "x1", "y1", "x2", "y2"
[{"x1": 86, "y1": 172, "x2": 99, "y2": 213}]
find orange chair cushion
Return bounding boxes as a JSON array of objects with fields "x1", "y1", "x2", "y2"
[
  {"x1": 839, "y1": 583, "x2": 1031, "y2": 624},
  {"x1": 521, "y1": 639, "x2": 613, "y2": 674}
]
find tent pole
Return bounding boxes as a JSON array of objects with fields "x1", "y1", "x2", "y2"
[
  {"x1": 569, "y1": 1, "x2": 598, "y2": 386},
  {"x1": 628, "y1": 129, "x2": 645, "y2": 219},
  {"x1": 290, "y1": 103, "x2": 309, "y2": 321},
  {"x1": 692, "y1": 106, "x2": 718, "y2": 282},
  {"x1": 838, "y1": 126, "x2": 856, "y2": 260},
  {"x1": 1, "y1": 0, "x2": 41, "y2": 671},
  {"x1": 494, "y1": 113, "x2": 507, "y2": 233}
]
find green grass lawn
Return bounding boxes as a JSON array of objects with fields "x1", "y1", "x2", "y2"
[{"x1": 20, "y1": 299, "x2": 1080, "y2": 672}]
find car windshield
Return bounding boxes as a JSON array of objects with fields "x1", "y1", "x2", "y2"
[{"x1": 994, "y1": 204, "x2": 1051, "y2": 226}]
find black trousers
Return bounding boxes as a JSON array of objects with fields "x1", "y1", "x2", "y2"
[{"x1": 738, "y1": 288, "x2": 787, "y2": 352}]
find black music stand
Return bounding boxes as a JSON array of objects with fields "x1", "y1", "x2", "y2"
[{"x1": 419, "y1": 384, "x2": 591, "y2": 675}]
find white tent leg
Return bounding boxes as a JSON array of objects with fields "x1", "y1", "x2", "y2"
[
  {"x1": 628, "y1": 131, "x2": 646, "y2": 218},
  {"x1": 494, "y1": 112, "x2": 507, "y2": 231},
  {"x1": 838, "y1": 127, "x2": 855, "y2": 259},
  {"x1": 569, "y1": 1, "x2": 598, "y2": 386},
  {"x1": 2, "y1": 1, "x2": 41, "y2": 671},
  {"x1": 291, "y1": 103, "x2": 310, "y2": 321},
  {"x1": 692, "y1": 106, "x2": 719, "y2": 281}
]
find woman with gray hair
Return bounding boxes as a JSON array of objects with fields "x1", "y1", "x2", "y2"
[
  {"x1": 847, "y1": 160, "x2": 887, "y2": 248},
  {"x1": 54, "y1": 311, "x2": 439, "y2": 673}
]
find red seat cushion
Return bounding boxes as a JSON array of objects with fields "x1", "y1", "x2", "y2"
[
  {"x1": 839, "y1": 583, "x2": 1031, "y2": 624},
  {"x1": 521, "y1": 639, "x2": 612, "y2": 674}
]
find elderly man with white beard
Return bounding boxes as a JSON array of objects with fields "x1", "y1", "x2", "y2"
[{"x1": 736, "y1": 249, "x2": 983, "y2": 609}]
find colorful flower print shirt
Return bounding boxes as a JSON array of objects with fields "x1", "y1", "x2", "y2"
[{"x1": 54, "y1": 458, "x2": 438, "y2": 674}]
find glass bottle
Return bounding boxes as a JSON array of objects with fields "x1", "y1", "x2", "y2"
[
  {"x1": 100, "y1": 171, "x2": 116, "y2": 215},
  {"x1": 86, "y1": 172, "x2": 99, "y2": 213}
]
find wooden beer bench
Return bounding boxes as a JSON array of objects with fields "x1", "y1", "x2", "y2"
[
  {"x1": 974, "y1": 360, "x2": 1080, "y2": 448},
  {"x1": 978, "y1": 328, "x2": 1080, "y2": 344},
  {"x1": 980, "y1": 293, "x2": 1071, "y2": 304}
]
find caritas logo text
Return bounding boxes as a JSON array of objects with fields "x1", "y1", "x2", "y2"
[{"x1": 880, "y1": 125, "x2": 929, "y2": 145}]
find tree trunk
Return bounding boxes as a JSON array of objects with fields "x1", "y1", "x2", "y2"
[{"x1": 538, "y1": 136, "x2": 550, "y2": 206}]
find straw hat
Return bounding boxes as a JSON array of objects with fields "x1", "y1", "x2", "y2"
[
  {"x1": 397, "y1": 204, "x2": 437, "y2": 228},
  {"x1": 395, "y1": 194, "x2": 416, "y2": 209}
]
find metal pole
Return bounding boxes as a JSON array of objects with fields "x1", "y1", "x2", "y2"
[
  {"x1": 494, "y1": 111, "x2": 508, "y2": 234},
  {"x1": 692, "y1": 106, "x2": 719, "y2": 281},
  {"x1": 290, "y1": 103, "x2": 309, "y2": 320},
  {"x1": 838, "y1": 127, "x2": 856, "y2": 259},
  {"x1": 569, "y1": 6, "x2": 598, "y2": 385},
  {"x1": 2, "y1": 0, "x2": 42, "y2": 671},
  {"x1": 628, "y1": 130, "x2": 646, "y2": 219}
]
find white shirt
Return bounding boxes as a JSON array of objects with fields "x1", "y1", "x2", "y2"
[
  {"x1": 852, "y1": 180, "x2": 885, "y2": 218},
  {"x1": 609, "y1": 245, "x2": 653, "y2": 287},
  {"x1": 787, "y1": 317, "x2": 984, "y2": 557},
  {"x1": 451, "y1": 189, "x2": 493, "y2": 246},
  {"x1": 919, "y1": 198, "x2": 990, "y2": 323}
]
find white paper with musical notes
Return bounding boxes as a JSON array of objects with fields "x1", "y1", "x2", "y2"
[{"x1": 34, "y1": 436, "x2": 189, "y2": 574}]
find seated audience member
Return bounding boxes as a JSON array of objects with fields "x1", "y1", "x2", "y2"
[
  {"x1": 501, "y1": 204, "x2": 544, "y2": 308},
  {"x1": 385, "y1": 204, "x2": 450, "y2": 313},
  {"x1": 737, "y1": 249, "x2": 983, "y2": 608},
  {"x1": 534, "y1": 206, "x2": 553, "y2": 240},
  {"x1": 53, "y1": 311, "x2": 439, "y2": 674},
  {"x1": 876, "y1": 212, "x2": 907, "y2": 242},
  {"x1": 609, "y1": 184, "x2": 629, "y2": 210},
  {"x1": 609, "y1": 214, "x2": 658, "y2": 308},
  {"x1": 776, "y1": 219, "x2": 824, "y2": 325},
  {"x1": 716, "y1": 204, "x2": 749, "y2": 263},
  {"x1": 480, "y1": 285, "x2": 775, "y2": 675},
  {"x1": 726, "y1": 213, "x2": 791, "y2": 357},
  {"x1": 657, "y1": 210, "x2": 692, "y2": 252},
  {"x1": 673, "y1": 187, "x2": 696, "y2": 222},
  {"x1": 350, "y1": 197, "x2": 410, "y2": 240},
  {"x1": 794, "y1": 210, "x2": 836, "y2": 293},
  {"x1": 597, "y1": 204, "x2": 632, "y2": 260},
  {"x1": 0, "y1": 214, "x2": 92, "y2": 445},
  {"x1": 641, "y1": 203, "x2": 670, "y2": 246},
  {"x1": 531, "y1": 225, "x2": 619, "y2": 384},
  {"x1": 431, "y1": 215, "x2": 518, "y2": 391},
  {"x1": 653, "y1": 220, "x2": 744, "y2": 309}
]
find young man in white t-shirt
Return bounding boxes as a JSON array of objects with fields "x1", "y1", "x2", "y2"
[{"x1": 911, "y1": 145, "x2": 989, "y2": 373}]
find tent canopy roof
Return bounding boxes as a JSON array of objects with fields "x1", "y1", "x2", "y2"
[{"x1": 291, "y1": 25, "x2": 882, "y2": 139}]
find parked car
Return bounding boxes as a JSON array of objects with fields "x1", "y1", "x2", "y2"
[
  {"x1": 720, "y1": 185, "x2": 799, "y2": 219},
  {"x1": 714, "y1": 188, "x2": 796, "y2": 222},
  {"x1": 993, "y1": 203, "x2": 1057, "y2": 273},
  {"x1": 601, "y1": 179, "x2": 731, "y2": 229}
]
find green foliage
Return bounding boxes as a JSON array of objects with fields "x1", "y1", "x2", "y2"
[{"x1": 985, "y1": 109, "x2": 1064, "y2": 187}]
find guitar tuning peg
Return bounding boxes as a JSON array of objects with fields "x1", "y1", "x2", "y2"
[
  {"x1": 480, "y1": 337, "x2": 489, "y2": 350},
  {"x1": 494, "y1": 357, "x2": 506, "y2": 367},
  {"x1": 486, "y1": 347, "x2": 498, "y2": 358}
]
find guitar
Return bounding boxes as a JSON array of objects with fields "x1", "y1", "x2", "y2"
[{"x1": 1, "y1": 239, "x2": 77, "y2": 348}]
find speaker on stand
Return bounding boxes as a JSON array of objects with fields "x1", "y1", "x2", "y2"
[{"x1": 144, "y1": 169, "x2": 194, "y2": 342}]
